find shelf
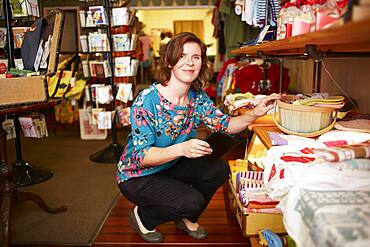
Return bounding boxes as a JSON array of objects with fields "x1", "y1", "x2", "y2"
[
  {"x1": 81, "y1": 25, "x2": 109, "y2": 29},
  {"x1": 59, "y1": 51, "x2": 137, "y2": 56},
  {"x1": 231, "y1": 19, "x2": 370, "y2": 56},
  {"x1": 112, "y1": 51, "x2": 136, "y2": 56},
  {"x1": 251, "y1": 126, "x2": 281, "y2": 150},
  {"x1": 59, "y1": 51, "x2": 112, "y2": 55}
]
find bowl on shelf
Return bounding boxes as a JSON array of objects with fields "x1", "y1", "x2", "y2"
[{"x1": 273, "y1": 100, "x2": 338, "y2": 137}]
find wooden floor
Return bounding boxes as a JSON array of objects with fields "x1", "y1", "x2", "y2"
[
  {"x1": 93, "y1": 184, "x2": 251, "y2": 246},
  {"x1": 93, "y1": 139, "x2": 252, "y2": 246}
]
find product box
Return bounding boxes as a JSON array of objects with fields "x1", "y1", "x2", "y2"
[
  {"x1": 0, "y1": 10, "x2": 64, "y2": 108},
  {"x1": 228, "y1": 160, "x2": 249, "y2": 189},
  {"x1": 0, "y1": 76, "x2": 47, "y2": 107},
  {"x1": 228, "y1": 179, "x2": 286, "y2": 237}
]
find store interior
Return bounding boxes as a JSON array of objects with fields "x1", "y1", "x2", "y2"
[{"x1": 1, "y1": 0, "x2": 370, "y2": 246}]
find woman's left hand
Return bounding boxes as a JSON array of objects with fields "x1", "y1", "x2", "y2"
[{"x1": 252, "y1": 93, "x2": 281, "y2": 118}]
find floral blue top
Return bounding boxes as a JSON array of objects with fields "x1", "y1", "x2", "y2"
[{"x1": 116, "y1": 83, "x2": 231, "y2": 183}]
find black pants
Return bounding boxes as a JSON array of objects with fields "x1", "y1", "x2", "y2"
[{"x1": 118, "y1": 157, "x2": 229, "y2": 230}]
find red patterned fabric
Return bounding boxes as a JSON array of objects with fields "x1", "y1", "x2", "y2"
[{"x1": 234, "y1": 64, "x2": 290, "y2": 94}]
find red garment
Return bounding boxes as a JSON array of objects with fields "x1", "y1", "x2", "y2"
[
  {"x1": 234, "y1": 64, "x2": 290, "y2": 94},
  {"x1": 216, "y1": 58, "x2": 238, "y2": 82},
  {"x1": 204, "y1": 85, "x2": 217, "y2": 98}
]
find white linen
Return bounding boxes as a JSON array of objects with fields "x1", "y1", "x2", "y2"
[
  {"x1": 262, "y1": 131, "x2": 370, "y2": 247},
  {"x1": 278, "y1": 162, "x2": 370, "y2": 247}
]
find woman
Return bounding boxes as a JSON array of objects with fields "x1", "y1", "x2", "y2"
[{"x1": 116, "y1": 32, "x2": 280, "y2": 243}]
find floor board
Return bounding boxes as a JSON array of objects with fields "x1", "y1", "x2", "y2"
[{"x1": 93, "y1": 184, "x2": 251, "y2": 246}]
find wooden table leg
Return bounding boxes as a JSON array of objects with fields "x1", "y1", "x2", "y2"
[
  {"x1": 15, "y1": 191, "x2": 67, "y2": 214},
  {"x1": 0, "y1": 117, "x2": 67, "y2": 246},
  {"x1": 0, "y1": 116, "x2": 15, "y2": 247}
]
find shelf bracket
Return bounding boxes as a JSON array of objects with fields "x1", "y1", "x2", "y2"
[
  {"x1": 305, "y1": 45, "x2": 322, "y2": 93},
  {"x1": 256, "y1": 51, "x2": 269, "y2": 94}
]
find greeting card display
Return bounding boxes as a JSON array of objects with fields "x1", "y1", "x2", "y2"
[
  {"x1": 112, "y1": 7, "x2": 129, "y2": 26},
  {"x1": 89, "y1": 6, "x2": 107, "y2": 25},
  {"x1": 0, "y1": 28, "x2": 6, "y2": 48},
  {"x1": 97, "y1": 111, "x2": 114, "y2": 129},
  {"x1": 114, "y1": 56, "x2": 131, "y2": 77},
  {"x1": 79, "y1": 106, "x2": 107, "y2": 140},
  {"x1": 112, "y1": 34, "x2": 130, "y2": 51},
  {"x1": 116, "y1": 83, "x2": 133, "y2": 103},
  {"x1": 96, "y1": 85, "x2": 113, "y2": 104},
  {"x1": 2, "y1": 119, "x2": 16, "y2": 140},
  {"x1": 12, "y1": 27, "x2": 28, "y2": 49},
  {"x1": 88, "y1": 33, "x2": 109, "y2": 52}
]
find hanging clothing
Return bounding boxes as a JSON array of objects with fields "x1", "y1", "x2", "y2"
[
  {"x1": 216, "y1": 58, "x2": 238, "y2": 82},
  {"x1": 234, "y1": 63, "x2": 290, "y2": 95},
  {"x1": 218, "y1": 0, "x2": 259, "y2": 58},
  {"x1": 218, "y1": 62, "x2": 239, "y2": 98}
]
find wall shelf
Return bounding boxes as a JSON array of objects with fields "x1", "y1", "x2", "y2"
[{"x1": 231, "y1": 19, "x2": 370, "y2": 56}]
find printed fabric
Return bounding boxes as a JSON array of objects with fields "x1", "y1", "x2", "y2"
[
  {"x1": 277, "y1": 160, "x2": 370, "y2": 247},
  {"x1": 116, "y1": 83, "x2": 231, "y2": 183},
  {"x1": 313, "y1": 142, "x2": 370, "y2": 162},
  {"x1": 263, "y1": 141, "x2": 370, "y2": 246}
]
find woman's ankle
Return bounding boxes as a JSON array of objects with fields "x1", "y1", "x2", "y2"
[
  {"x1": 134, "y1": 206, "x2": 156, "y2": 234},
  {"x1": 182, "y1": 218, "x2": 199, "y2": 231}
]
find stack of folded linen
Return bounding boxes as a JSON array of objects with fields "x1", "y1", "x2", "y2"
[{"x1": 236, "y1": 171, "x2": 280, "y2": 213}]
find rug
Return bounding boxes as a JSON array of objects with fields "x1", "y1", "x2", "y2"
[{"x1": 3, "y1": 128, "x2": 128, "y2": 246}]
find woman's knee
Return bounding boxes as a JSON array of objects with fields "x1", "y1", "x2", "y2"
[
  {"x1": 177, "y1": 191, "x2": 205, "y2": 216},
  {"x1": 211, "y1": 160, "x2": 230, "y2": 184}
]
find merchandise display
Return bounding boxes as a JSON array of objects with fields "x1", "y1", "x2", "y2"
[
  {"x1": 0, "y1": 0, "x2": 369, "y2": 246},
  {"x1": 78, "y1": 0, "x2": 140, "y2": 163},
  {"x1": 223, "y1": 1, "x2": 369, "y2": 245},
  {"x1": 0, "y1": 2, "x2": 68, "y2": 246},
  {"x1": 273, "y1": 94, "x2": 345, "y2": 137}
]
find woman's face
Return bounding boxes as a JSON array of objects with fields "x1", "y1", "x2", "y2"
[{"x1": 170, "y1": 42, "x2": 202, "y2": 85}]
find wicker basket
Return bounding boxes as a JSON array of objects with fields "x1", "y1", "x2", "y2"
[{"x1": 273, "y1": 100, "x2": 337, "y2": 137}]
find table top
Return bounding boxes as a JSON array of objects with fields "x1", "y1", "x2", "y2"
[
  {"x1": 0, "y1": 99, "x2": 61, "y2": 116},
  {"x1": 252, "y1": 125, "x2": 282, "y2": 150}
]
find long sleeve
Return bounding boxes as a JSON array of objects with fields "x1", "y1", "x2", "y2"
[{"x1": 195, "y1": 91, "x2": 231, "y2": 133}]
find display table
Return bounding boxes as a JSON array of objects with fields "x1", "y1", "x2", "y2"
[
  {"x1": 1, "y1": 101, "x2": 56, "y2": 187},
  {"x1": 0, "y1": 101, "x2": 67, "y2": 247},
  {"x1": 252, "y1": 126, "x2": 282, "y2": 149},
  {"x1": 228, "y1": 123, "x2": 285, "y2": 247}
]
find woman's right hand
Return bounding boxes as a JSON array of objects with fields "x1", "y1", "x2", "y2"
[
  {"x1": 177, "y1": 139, "x2": 213, "y2": 158},
  {"x1": 251, "y1": 93, "x2": 281, "y2": 118}
]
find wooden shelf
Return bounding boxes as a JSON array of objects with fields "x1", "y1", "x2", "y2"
[
  {"x1": 231, "y1": 19, "x2": 370, "y2": 56},
  {"x1": 252, "y1": 126, "x2": 282, "y2": 150}
]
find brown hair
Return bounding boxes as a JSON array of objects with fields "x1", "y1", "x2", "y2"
[{"x1": 157, "y1": 32, "x2": 210, "y2": 91}]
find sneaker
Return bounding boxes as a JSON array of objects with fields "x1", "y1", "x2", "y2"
[{"x1": 129, "y1": 208, "x2": 163, "y2": 243}]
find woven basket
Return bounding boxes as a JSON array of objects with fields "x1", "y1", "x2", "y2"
[{"x1": 273, "y1": 100, "x2": 337, "y2": 137}]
